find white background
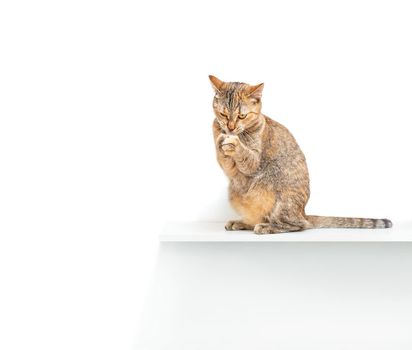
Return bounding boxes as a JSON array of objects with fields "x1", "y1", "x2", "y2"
[{"x1": 0, "y1": 0, "x2": 411, "y2": 349}]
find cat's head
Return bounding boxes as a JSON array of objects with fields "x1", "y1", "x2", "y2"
[{"x1": 209, "y1": 75, "x2": 264, "y2": 135}]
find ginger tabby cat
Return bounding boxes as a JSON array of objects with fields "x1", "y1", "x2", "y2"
[{"x1": 210, "y1": 75, "x2": 392, "y2": 234}]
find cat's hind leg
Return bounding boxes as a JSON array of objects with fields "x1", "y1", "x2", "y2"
[
  {"x1": 225, "y1": 220, "x2": 254, "y2": 231},
  {"x1": 254, "y1": 194, "x2": 310, "y2": 234},
  {"x1": 254, "y1": 222, "x2": 303, "y2": 234}
]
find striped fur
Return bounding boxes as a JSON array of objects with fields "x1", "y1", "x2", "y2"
[
  {"x1": 209, "y1": 75, "x2": 392, "y2": 234},
  {"x1": 306, "y1": 216, "x2": 392, "y2": 229}
]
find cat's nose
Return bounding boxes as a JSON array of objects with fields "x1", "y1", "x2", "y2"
[{"x1": 228, "y1": 122, "x2": 235, "y2": 131}]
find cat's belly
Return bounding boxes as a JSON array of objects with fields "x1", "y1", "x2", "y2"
[{"x1": 229, "y1": 185, "x2": 276, "y2": 226}]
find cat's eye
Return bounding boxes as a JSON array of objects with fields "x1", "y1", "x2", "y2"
[
  {"x1": 220, "y1": 113, "x2": 228, "y2": 119},
  {"x1": 238, "y1": 114, "x2": 247, "y2": 119}
]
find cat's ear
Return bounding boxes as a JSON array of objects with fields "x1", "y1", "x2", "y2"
[
  {"x1": 246, "y1": 83, "x2": 264, "y2": 101},
  {"x1": 209, "y1": 75, "x2": 224, "y2": 93}
]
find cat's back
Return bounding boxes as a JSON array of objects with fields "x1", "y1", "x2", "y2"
[
  {"x1": 262, "y1": 115, "x2": 302, "y2": 158},
  {"x1": 260, "y1": 114, "x2": 309, "y2": 190}
]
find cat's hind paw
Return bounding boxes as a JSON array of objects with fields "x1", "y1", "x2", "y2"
[
  {"x1": 225, "y1": 220, "x2": 253, "y2": 231},
  {"x1": 254, "y1": 223, "x2": 283, "y2": 234}
]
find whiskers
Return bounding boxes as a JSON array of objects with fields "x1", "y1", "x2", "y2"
[
  {"x1": 234, "y1": 125, "x2": 244, "y2": 135},
  {"x1": 242, "y1": 129, "x2": 255, "y2": 143}
]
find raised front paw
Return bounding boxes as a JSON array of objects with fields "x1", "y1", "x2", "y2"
[{"x1": 220, "y1": 135, "x2": 240, "y2": 157}]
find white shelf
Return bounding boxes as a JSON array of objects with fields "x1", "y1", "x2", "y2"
[
  {"x1": 143, "y1": 226, "x2": 412, "y2": 349},
  {"x1": 160, "y1": 221, "x2": 412, "y2": 242}
]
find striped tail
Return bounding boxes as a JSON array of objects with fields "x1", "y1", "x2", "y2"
[{"x1": 306, "y1": 215, "x2": 392, "y2": 229}]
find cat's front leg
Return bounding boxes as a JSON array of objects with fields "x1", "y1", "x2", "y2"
[
  {"x1": 216, "y1": 134, "x2": 238, "y2": 178},
  {"x1": 220, "y1": 135, "x2": 240, "y2": 157},
  {"x1": 221, "y1": 135, "x2": 260, "y2": 175}
]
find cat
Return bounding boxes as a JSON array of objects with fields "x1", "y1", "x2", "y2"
[{"x1": 209, "y1": 75, "x2": 392, "y2": 234}]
